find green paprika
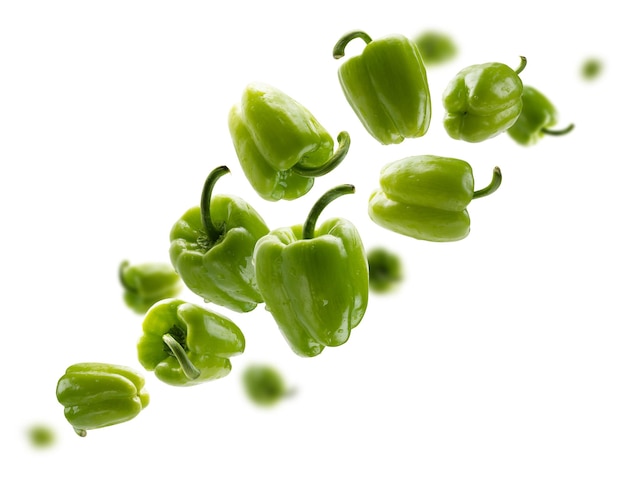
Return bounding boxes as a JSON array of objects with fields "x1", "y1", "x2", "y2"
[
  {"x1": 228, "y1": 82, "x2": 350, "y2": 201},
  {"x1": 119, "y1": 260, "x2": 182, "y2": 314},
  {"x1": 56, "y1": 362, "x2": 150, "y2": 437},
  {"x1": 413, "y1": 30, "x2": 457, "y2": 66},
  {"x1": 137, "y1": 298, "x2": 245, "y2": 387},
  {"x1": 442, "y1": 56, "x2": 527, "y2": 143},
  {"x1": 368, "y1": 155, "x2": 502, "y2": 242},
  {"x1": 367, "y1": 247, "x2": 403, "y2": 293},
  {"x1": 169, "y1": 165, "x2": 269, "y2": 313},
  {"x1": 333, "y1": 30, "x2": 431, "y2": 145},
  {"x1": 254, "y1": 185, "x2": 369, "y2": 357},
  {"x1": 242, "y1": 363, "x2": 293, "y2": 407},
  {"x1": 507, "y1": 85, "x2": 574, "y2": 146}
]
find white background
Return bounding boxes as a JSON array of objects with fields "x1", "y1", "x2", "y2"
[{"x1": 2, "y1": 1, "x2": 624, "y2": 476}]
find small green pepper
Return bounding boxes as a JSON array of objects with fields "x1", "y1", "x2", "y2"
[
  {"x1": 367, "y1": 247, "x2": 403, "y2": 293},
  {"x1": 119, "y1": 260, "x2": 182, "y2": 314},
  {"x1": 228, "y1": 82, "x2": 350, "y2": 201},
  {"x1": 368, "y1": 155, "x2": 502, "y2": 242},
  {"x1": 442, "y1": 56, "x2": 527, "y2": 143},
  {"x1": 169, "y1": 166, "x2": 269, "y2": 313},
  {"x1": 26, "y1": 424, "x2": 56, "y2": 448},
  {"x1": 581, "y1": 57, "x2": 603, "y2": 81},
  {"x1": 136, "y1": 298, "x2": 245, "y2": 387},
  {"x1": 507, "y1": 85, "x2": 574, "y2": 146},
  {"x1": 413, "y1": 30, "x2": 457, "y2": 66},
  {"x1": 254, "y1": 185, "x2": 369, "y2": 357},
  {"x1": 56, "y1": 362, "x2": 150, "y2": 437},
  {"x1": 242, "y1": 363, "x2": 293, "y2": 407},
  {"x1": 333, "y1": 30, "x2": 431, "y2": 145}
]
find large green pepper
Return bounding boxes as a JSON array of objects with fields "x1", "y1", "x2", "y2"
[
  {"x1": 507, "y1": 85, "x2": 574, "y2": 146},
  {"x1": 228, "y1": 82, "x2": 350, "y2": 201},
  {"x1": 333, "y1": 30, "x2": 431, "y2": 145},
  {"x1": 118, "y1": 260, "x2": 182, "y2": 314},
  {"x1": 442, "y1": 57, "x2": 527, "y2": 143},
  {"x1": 169, "y1": 165, "x2": 269, "y2": 313},
  {"x1": 254, "y1": 185, "x2": 369, "y2": 357},
  {"x1": 136, "y1": 298, "x2": 245, "y2": 387},
  {"x1": 368, "y1": 155, "x2": 502, "y2": 242},
  {"x1": 56, "y1": 362, "x2": 150, "y2": 437}
]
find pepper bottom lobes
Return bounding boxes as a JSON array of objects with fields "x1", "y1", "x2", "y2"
[
  {"x1": 254, "y1": 185, "x2": 368, "y2": 357},
  {"x1": 56, "y1": 362, "x2": 149, "y2": 437}
]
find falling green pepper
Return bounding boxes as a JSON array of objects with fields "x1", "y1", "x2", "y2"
[
  {"x1": 136, "y1": 298, "x2": 245, "y2": 387},
  {"x1": 333, "y1": 30, "x2": 431, "y2": 145},
  {"x1": 56, "y1": 362, "x2": 150, "y2": 437},
  {"x1": 413, "y1": 30, "x2": 457, "y2": 66},
  {"x1": 442, "y1": 56, "x2": 527, "y2": 143},
  {"x1": 118, "y1": 260, "x2": 182, "y2": 314},
  {"x1": 507, "y1": 85, "x2": 574, "y2": 146},
  {"x1": 228, "y1": 82, "x2": 350, "y2": 201},
  {"x1": 241, "y1": 363, "x2": 293, "y2": 407},
  {"x1": 254, "y1": 184, "x2": 369, "y2": 357},
  {"x1": 169, "y1": 165, "x2": 269, "y2": 313},
  {"x1": 367, "y1": 247, "x2": 403, "y2": 293},
  {"x1": 368, "y1": 155, "x2": 502, "y2": 242}
]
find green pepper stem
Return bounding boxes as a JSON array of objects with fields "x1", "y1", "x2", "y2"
[
  {"x1": 118, "y1": 260, "x2": 136, "y2": 293},
  {"x1": 514, "y1": 56, "x2": 527, "y2": 75},
  {"x1": 542, "y1": 123, "x2": 575, "y2": 136},
  {"x1": 302, "y1": 184, "x2": 355, "y2": 239},
  {"x1": 333, "y1": 30, "x2": 373, "y2": 59},
  {"x1": 162, "y1": 333, "x2": 201, "y2": 381},
  {"x1": 291, "y1": 132, "x2": 351, "y2": 177},
  {"x1": 473, "y1": 167, "x2": 502, "y2": 200},
  {"x1": 201, "y1": 165, "x2": 230, "y2": 243}
]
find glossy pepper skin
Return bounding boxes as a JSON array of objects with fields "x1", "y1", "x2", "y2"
[
  {"x1": 137, "y1": 298, "x2": 245, "y2": 386},
  {"x1": 442, "y1": 57, "x2": 526, "y2": 143},
  {"x1": 228, "y1": 82, "x2": 350, "y2": 201},
  {"x1": 368, "y1": 155, "x2": 502, "y2": 242},
  {"x1": 507, "y1": 85, "x2": 574, "y2": 146},
  {"x1": 254, "y1": 185, "x2": 368, "y2": 357},
  {"x1": 56, "y1": 362, "x2": 150, "y2": 437},
  {"x1": 333, "y1": 30, "x2": 431, "y2": 145},
  {"x1": 119, "y1": 260, "x2": 182, "y2": 314},
  {"x1": 170, "y1": 166, "x2": 269, "y2": 313}
]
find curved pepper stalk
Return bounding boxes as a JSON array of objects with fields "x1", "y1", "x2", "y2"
[
  {"x1": 228, "y1": 82, "x2": 351, "y2": 201},
  {"x1": 368, "y1": 155, "x2": 502, "y2": 242},
  {"x1": 333, "y1": 30, "x2": 432, "y2": 145},
  {"x1": 254, "y1": 184, "x2": 369, "y2": 357},
  {"x1": 169, "y1": 165, "x2": 270, "y2": 313}
]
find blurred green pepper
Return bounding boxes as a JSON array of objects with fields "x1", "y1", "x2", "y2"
[
  {"x1": 507, "y1": 85, "x2": 574, "y2": 146},
  {"x1": 581, "y1": 57, "x2": 603, "y2": 81},
  {"x1": 413, "y1": 30, "x2": 457, "y2": 66},
  {"x1": 368, "y1": 155, "x2": 502, "y2": 242},
  {"x1": 242, "y1": 363, "x2": 293, "y2": 407},
  {"x1": 367, "y1": 247, "x2": 403, "y2": 293},
  {"x1": 442, "y1": 56, "x2": 526, "y2": 143},
  {"x1": 169, "y1": 166, "x2": 269, "y2": 313},
  {"x1": 254, "y1": 185, "x2": 369, "y2": 357},
  {"x1": 119, "y1": 260, "x2": 182, "y2": 314},
  {"x1": 228, "y1": 82, "x2": 350, "y2": 201},
  {"x1": 333, "y1": 30, "x2": 431, "y2": 145},
  {"x1": 137, "y1": 298, "x2": 245, "y2": 387},
  {"x1": 56, "y1": 362, "x2": 150, "y2": 437}
]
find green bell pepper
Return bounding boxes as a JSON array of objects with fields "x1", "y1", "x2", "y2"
[
  {"x1": 242, "y1": 363, "x2": 293, "y2": 407},
  {"x1": 442, "y1": 56, "x2": 527, "y2": 143},
  {"x1": 368, "y1": 155, "x2": 502, "y2": 242},
  {"x1": 581, "y1": 57, "x2": 603, "y2": 81},
  {"x1": 507, "y1": 85, "x2": 574, "y2": 146},
  {"x1": 119, "y1": 260, "x2": 182, "y2": 314},
  {"x1": 169, "y1": 165, "x2": 269, "y2": 313},
  {"x1": 56, "y1": 362, "x2": 150, "y2": 437},
  {"x1": 333, "y1": 30, "x2": 431, "y2": 145},
  {"x1": 413, "y1": 30, "x2": 457, "y2": 66},
  {"x1": 254, "y1": 185, "x2": 369, "y2": 357},
  {"x1": 137, "y1": 298, "x2": 245, "y2": 387},
  {"x1": 367, "y1": 247, "x2": 403, "y2": 293},
  {"x1": 228, "y1": 82, "x2": 350, "y2": 201}
]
